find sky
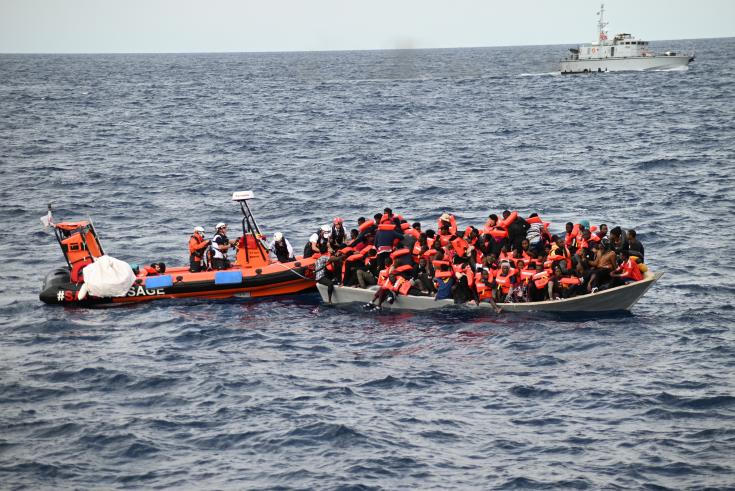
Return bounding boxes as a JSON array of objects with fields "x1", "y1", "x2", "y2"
[{"x1": 1, "y1": 0, "x2": 733, "y2": 54}]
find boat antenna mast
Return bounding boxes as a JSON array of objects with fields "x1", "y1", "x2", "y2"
[{"x1": 597, "y1": 3, "x2": 609, "y2": 42}]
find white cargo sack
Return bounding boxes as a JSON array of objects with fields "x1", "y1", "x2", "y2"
[{"x1": 81, "y1": 255, "x2": 136, "y2": 297}]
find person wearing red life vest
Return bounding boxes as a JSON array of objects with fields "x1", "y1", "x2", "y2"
[
  {"x1": 609, "y1": 250, "x2": 643, "y2": 288},
  {"x1": 189, "y1": 226, "x2": 211, "y2": 272}
]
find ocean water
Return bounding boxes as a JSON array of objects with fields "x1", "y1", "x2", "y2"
[{"x1": 1, "y1": 38, "x2": 734, "y2": 489}]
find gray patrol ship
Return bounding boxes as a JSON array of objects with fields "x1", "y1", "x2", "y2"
[{"x1": 560, "y1": 3, "x2": 694, "y2": 74}]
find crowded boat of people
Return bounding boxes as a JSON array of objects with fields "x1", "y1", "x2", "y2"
[{"x1": 301, "y1": 209, "x2": 648, "y2": 310}]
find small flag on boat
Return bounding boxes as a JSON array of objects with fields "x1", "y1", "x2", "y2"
[{"x1": 40, "y1": 205, "x2": 54, "y2": 230}]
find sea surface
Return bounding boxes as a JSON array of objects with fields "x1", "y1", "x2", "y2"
[{"x1": 1, "y1": 38, "x2": 734, "y2": 490}]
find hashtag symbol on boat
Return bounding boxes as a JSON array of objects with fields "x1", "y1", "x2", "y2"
[{"x1": 57, "y1": 291, "x2": 65, "y2": 301}]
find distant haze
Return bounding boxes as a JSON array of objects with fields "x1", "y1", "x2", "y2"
[{"x1": 1, "y1": 0, "x2": 733, "y2": 53}]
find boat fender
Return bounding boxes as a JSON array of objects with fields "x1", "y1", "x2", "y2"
[{"x1": 77, "y1": 282, "x2": 89, "y2": 300}]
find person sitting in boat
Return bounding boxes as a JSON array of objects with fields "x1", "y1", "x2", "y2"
[
  {"x1": 433, "y1": 264, "x2": 455, "y2": 301},
  {"x1": 587, "y1": 241, "x2": 617, "y2": 293},
  {"x1": 609, "y1": 250, "x2": 643, "y2": 287},
  {"x1": 137, "y1": 262, "x2": 166, "y2": 277},
  {"x1": 304, "y1": 225, "x2": 331, "y2": 258},
  {"x1": 189, "y1": 226, "x2": 210, "y2": 272},
  {"x1": 211, "y1": 223, "x2": 238, "y2": 270},
  {"x1": 269, "y1": 232, "x2": 295, "y2": 263},
  {"x1": 354, "y1": 248, "x2": 379, "y2": 289},
  {"x1": 494, "y1": 262, "x2": 517, "y2": 303},
  {"x1": 626, "y1": 229, "x2": 644, "y2": 262},
  {"x1": 595, "y1": 223, "x2": 609, "y2": 247}
]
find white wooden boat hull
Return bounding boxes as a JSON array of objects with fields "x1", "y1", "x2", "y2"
[{"x1": 317, "y1": 272, "x2": 663, "y2": 313}]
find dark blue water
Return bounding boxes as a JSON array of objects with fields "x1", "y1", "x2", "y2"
[{"x1": 1, "y1": 39, "x2": 735, "y2": 489}]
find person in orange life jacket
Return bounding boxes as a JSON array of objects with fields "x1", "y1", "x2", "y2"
[
  {"x1": 484, "y1": 213, "x2": 506, "y2": 256},
  {"x1": 527, "y1": 262, "x2": 548, "y2": 302},
  {"x1": 563, "y1": 222, "x2": 578, "y2": 253},
  {"x1": 329, "y1": 217, "x2": 347, "y2": 249},
  {"x1": 355, "y1": 249, "x2": 380, "y2": 288},
  {"x1": 587, "y1": 241, "x2": 617, "y2": 292},
  {"x1": 434, "y1": 264, "x2": 455, "y2": 301},
  {"x1": 549, "y1": 237, "x2": 572, "y2": 274},
  {"x1": 472, "y1": 269, "x2": 501, "y2": 311},
  {"x1": 547, "y1": 265, "x2": 566, "y2": 300},
  {"x1": 374, "y1": 221, "x2": 404, "y2": 271},
  {"x1": 350, "y1": 213, "x2": 382, "y2": 248},
  {"x1": 366, "y1": 271, "x2": 398, "y2": 310},
  {"x1": 494, "y1": 261, "x2": 517, "y2": 303},
  {"x1": 211, "y1": 223, "x2": 238, "y2": 270},
  {"x1": 137, "y1": 262, "x2": 166, "y2": 277},
  {"x1": 269, "y1": 232, "x2": 295, "y2": 263},
  {"x1": 503, "y1": 210, "x2": 530, "y2": 251},
  {"x1": 609, "y1": 250, "x2": 643, "y2": 288},
  {"x1": 189, "y1": 226, "x2": 211, "y2": 272},
  {"x1": 626, "y1": 229, "x2": 644, "y2": 262},
  {"x1": 304, "y1": 224, "x2": 331, "y2": 258}
]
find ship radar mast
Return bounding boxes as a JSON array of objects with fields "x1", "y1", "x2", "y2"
[{"x1": 597, "y1": 3, "x2": 609, "y2": 42}]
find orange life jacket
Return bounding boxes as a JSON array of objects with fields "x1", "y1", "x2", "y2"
[
  {"x1": 533, "y1": 271, "x2": 550, "y2": 289},
  {"x1": 474, "y1": 278, "x2": 493, "y2": 299},
  {"x1": 435, "y1": 270, "x2": 453, "y2": 279},
  {"x1": 394, "y1": 276, "x2": 412, "y2": 296},
  {"x1": 495, "y1": 269, "x2": 516, "y2": 293},
  {"x1": 620, "y1": 258, "x2": 643, "y2": 281},
  {"x1": 358, "y1": 219, "x2": 375, "y2": 232},
  {"x1": 189, "y1": 233, "x2": 208, "y2": 258},
  {"x1": 437, "y1": 214, "x2": 458, "y2": 236},
  {"x1": 498, "y1": 211, "x2": 518, "y2": 229},
  {"x1": 390, "y1": 248, "x2": 411, "y2": 260},
  {"x1": 560, "y1": 276, "x2": 582, "y2": 287},
  {"x1": 450, "y1": 237, "x2": 469, "y2": 257}
]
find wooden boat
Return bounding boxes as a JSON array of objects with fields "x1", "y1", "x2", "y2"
[{"x1": 317, "y1": 271, "x2": 663, "y2": 313}]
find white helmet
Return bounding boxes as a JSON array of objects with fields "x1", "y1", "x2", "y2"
[
  {"x1": 216, "y1": 222, "x2": 227, "y2": 230},
  {"x1": 194, "y1": 226, "x2": 205, "y2": 233},
  {"x1": 320, "y1": 224, "x2": 331, "y2": 233},
  {"x1": 273, "y1": 232, "x2": 283, "y2": 241}
]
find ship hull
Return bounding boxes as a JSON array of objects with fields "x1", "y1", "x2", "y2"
[{"x1": 560, "y1": 55, "x2": 691, "y2": 74}]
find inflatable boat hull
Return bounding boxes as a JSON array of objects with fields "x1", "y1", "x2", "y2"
[{"x1": 40, "y1": 260, "x2": 317, "y2": 306}]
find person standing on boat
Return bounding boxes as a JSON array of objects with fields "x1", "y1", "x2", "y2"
[
  {"x1": 269, "y1": 232, "x2": 295, "y2": 263},
  {"x1": 189, "y1": 226, "x2": 211, "y2": 272},
  {"x1": 211, "y1": 223, "x2": 237, "y2": 270}
]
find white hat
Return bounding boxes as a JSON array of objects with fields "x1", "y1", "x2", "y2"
[
  {"x1": 440, "y1": 213, "x2": 451, "y2": 221},
  {"x1": 274, "y1": 232, "x2": 283, "y2": 241},
  {"x1": 216, "y1": 222, "x2": 227, "y2": 229},
  {"x1": 194, "y1": 226, "x2": 205, "y2": 233},
  {"x1": 320, "y1": 224, "x2": 331, "y2": 233}
]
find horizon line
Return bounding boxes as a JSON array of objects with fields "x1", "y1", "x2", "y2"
[{"x1": 0, "y1": 35, "x2": 727, "y2": 56}]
